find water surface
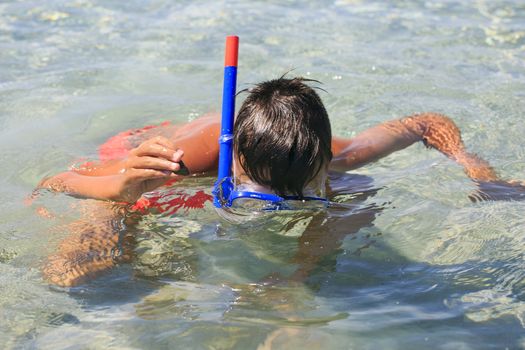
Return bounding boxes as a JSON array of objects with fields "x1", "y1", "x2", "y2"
[{"x1": 1, "y1": 0, "x2": 525, "y2": 349}]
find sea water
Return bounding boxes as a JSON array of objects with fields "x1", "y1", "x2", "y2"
[{"x1": 1, "y1": 0, "x2": 525, "y2": 349}]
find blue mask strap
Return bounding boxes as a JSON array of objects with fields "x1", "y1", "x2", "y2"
[{"x1": 229, "y1": 191, "x2": 285, "y2": 204}]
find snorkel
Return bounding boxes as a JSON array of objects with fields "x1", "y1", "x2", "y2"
[
  {"x1": 213, "y1": 36, "x2": 238, "y2": 208},
  {"x1": 213, "y1": 36, "x2": 328, "y2": 210}
]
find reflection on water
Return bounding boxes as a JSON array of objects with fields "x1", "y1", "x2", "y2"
[
  {"x1": 133, "y1": 214, "x2": 202, "y2": 280},
  {"x1": 1, "y1": 0, "x2": 525, "y2": 348}
]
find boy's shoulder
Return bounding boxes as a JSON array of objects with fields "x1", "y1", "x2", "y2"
[{"x1": 99, "y1": 114, "x2": 220, "y2": 162}]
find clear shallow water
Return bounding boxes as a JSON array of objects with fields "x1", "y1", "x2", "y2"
[{"x1": 1, "y1": 0, "x2": 525, "y2": 349}]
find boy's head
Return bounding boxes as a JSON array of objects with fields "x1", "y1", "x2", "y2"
[{"x1": 234, "y1": 77, "x2": 332, "y2": 197}]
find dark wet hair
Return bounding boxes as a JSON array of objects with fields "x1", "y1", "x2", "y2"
[{"x1": 234, "y1": 76, "x2": 332, "y2": 197}]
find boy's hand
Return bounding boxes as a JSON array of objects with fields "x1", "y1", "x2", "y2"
[{"x1": 113, "y1": 136, "x2": 186, "y2": 203}]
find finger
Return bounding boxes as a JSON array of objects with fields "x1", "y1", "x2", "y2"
[
  {"x1": 132, "y1": 143, "x2": 178, "y2": 160},
  {"x1": 132, "y1": 138, "x2": 185, "y2": 163},
  {"x1": 150, "y1": 136, "x2": 176, "y2": 150},
  {"x1": 126, "y1": 168, "x2": 173, "y2": 181},
  {"x1": 130, "y1": 136, "x2": 173, "y2": 155},
  {"x1": 151, "y1": 138, "x2": 184, "y2": 162},
  {"x1": 140, "y1": 136, "x2": 176, "y2": 152},
  {"x1": 128, "y1": 156, "x2": 181, "y2": 172}
]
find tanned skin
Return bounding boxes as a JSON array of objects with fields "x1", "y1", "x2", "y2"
[
  {"x1": 40, "y1": 113, "x2": 499, "y2": 201},
  {"x1": 38, "y1": 113, "x2": 520, "y2": 286}
]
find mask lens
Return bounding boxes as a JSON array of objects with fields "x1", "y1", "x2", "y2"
[{"x1": 231, "y1": 197, "x2": 284, "y2": 211}]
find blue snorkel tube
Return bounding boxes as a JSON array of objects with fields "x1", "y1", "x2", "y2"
[{"x1": 213, "y1": 36, "x2": 239, "y2": 208}]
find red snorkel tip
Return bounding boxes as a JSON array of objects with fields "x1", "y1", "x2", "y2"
[{"x1": 224, "y1": 36, "x2": 239, "y2": 67}]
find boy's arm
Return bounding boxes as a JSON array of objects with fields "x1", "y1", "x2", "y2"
[
  {"x1": 38, "y1": 137, "x2": 185, "y2": 202},
  {"x1": 330, "y1": 112, "x2": 498, "y2": 182},
  {"x1": 42, "y1": 201, "x2": 135, "y2": 287},
  {"x1": 38, "y1": 116, "x2": 220, "y2": 202}
]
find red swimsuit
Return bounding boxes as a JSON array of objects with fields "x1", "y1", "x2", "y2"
[{"x1": 97, "y1": 122, "x2": 213, "y2": 214}]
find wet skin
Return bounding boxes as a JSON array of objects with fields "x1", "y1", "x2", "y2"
[{"x1": 38, "y1": 113, "x2": 525, "y2": 286}]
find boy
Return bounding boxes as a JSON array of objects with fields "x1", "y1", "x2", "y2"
[{"x1": 39, "y1": 77, "x2": 524, "y2": 286}]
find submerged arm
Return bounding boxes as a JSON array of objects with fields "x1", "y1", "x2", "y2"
[
  {"x1": 42, "y1": 202, "x2": 136, "y2": 287},
  {"x1": 330, "y1": 112, "x2": 498, "y2": 182}
]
